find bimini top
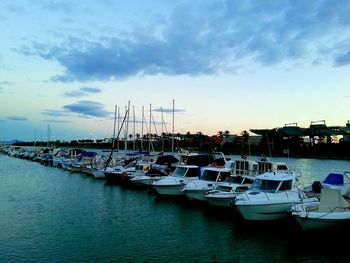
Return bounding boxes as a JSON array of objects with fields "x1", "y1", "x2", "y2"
[
  {"x1": 182, "y1": 154, "x2": 214, "y2": 167},
  {"x1": 323, "y1": 173, "x2": 344, "y2": 186},
  {"x1": 155, "y1": 155, "x2": 179, "y2": 165},
  {"x1": 255, "y1": 171, "x2": 296, "y2": 181}
]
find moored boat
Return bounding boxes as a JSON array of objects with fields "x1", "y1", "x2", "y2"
[
  {"x1": 234, "y1": 171, "x2": 318, "y2": 221},
  {"x1": 152, "y1": 165, "x2": 202, "y2": 196},
  {"x1": 182, "y1": 167, "x2": 231, "y2": 201},
  {"x1": 291, "y1": 188, "x2": 350, "y2": 231}
]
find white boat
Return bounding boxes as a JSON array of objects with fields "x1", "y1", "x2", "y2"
[
  {"x1": 204, "y1": 157, "x2": 289, "y2": 207},
  {"x1": 152, "y1": 165, "x2": 202, "y2": 196},
  {"x1": 130, "y1": 169, "x2": 169, "y2": 187},
  {"x1": 291, "y1": 188, "x2": 350, "y2": 231},
  {"x1": 234, "y1": 171, "x2": 318, "y2": 221},
  {"x1": 182, "y1": 167, "x2": 231, "y2": 201},
  {"x1": 130, "y1": 154, "x2": 179, "y2": 187},
  {"x1": 204, "y1": 176, "x2": 253, "y2": 207}
]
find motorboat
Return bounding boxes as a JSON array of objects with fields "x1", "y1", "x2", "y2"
[
  {"x1": 119, "y1": 162, "x2": 152, "y2": 187},
  {"x1": 152, "y1": 165, "x2": 202, "y2": 196},
  {"x1": 203, "y1": 157, "x2": 289, "y2": 207},
  {"x1": 232, "y1": 156, "x2": 289, "y2": 177},
  {"x1": 128, "y1": 155, "x2": 178, "y2": 187},
  {"x1": 305, "y1": 171, "x2": 350, "y2": 198},
  {"x1": 130, "y1": 168, "x2": 169, "y2": 187},
  {"x1": 182, "y1": 167, "x2": 231, "y2": 201},
  {"x1": 291, "y1": 188, "x2": 350, "y2": 231},
  {"x1": 234, "y1": 171, "x2": 318, "y2": 221},
  {"x1": 204, "y1": 175, "x2": 253, "y2": 207}
]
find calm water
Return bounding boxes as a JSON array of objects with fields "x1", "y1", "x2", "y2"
[{"x1": 1, "y1": 154, "x2": 350, "y2": 263}]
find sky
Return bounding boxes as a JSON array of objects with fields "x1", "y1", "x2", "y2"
[{"x1": 0, "y1": 0, "x2": 349, "y2": 141}]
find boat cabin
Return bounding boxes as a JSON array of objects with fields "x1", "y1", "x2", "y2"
[
  {"x1": 233, "y1": 159, "x2": 259, "y2": 176},
  {"x1": 200, "y1": 168, "x2": 230, "y2": 182},
  {"x1": 250, "y1": 173, "x2": 296, "y2": 194},
  {"x1": 257, "y1": 161, "x2": 288, "y2": 174},
  {"x1": 172, "y1": 165, "x2": 201, "y2": 178}
]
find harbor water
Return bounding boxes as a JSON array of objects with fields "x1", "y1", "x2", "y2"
[{"x1": 1, "y1": 154, "x2": 350, "y2": 262}]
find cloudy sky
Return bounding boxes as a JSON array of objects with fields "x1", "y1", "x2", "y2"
[{"x1": 0, "y1": 0, "x2": 349, "y2": 141}]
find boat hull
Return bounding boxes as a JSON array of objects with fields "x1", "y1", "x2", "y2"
[
  {"x1": 183, "y1": 189, "x2": 209, "y2": 201},
  {"x1": 235, "y1": 202, "x2": 294, "y2": 221},
  {"x1": 68, "y1": 165, "x2": 82, "y2": 172},
  {"x1": 293, "y1": 211, "x2": 350, "y2": 231},
  {"x1": 104, "y1": 172, "x2": 122, "y2": 184},
  {"x1": 92, "y1": 169, "x2": 106, "y2": 179},
  {"x1": 205, "y1": 193, "x2": 237, "y2": 207},
  {"x1": 131, "y1": 176, "x2": 165, "y2": 187},
  {"x1": 153, "y1": 184, "x2": 185, "y2": 196}
]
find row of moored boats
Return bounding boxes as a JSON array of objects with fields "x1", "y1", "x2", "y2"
[{"x1": 1, "y1": 145, "x2": 350, "y2": 231}]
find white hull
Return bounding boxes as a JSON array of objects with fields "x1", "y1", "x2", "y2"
[
  {"x1": 293, "y1": 210, "x2": 350, "y2": 230},
  {"x1": 153, "y1": 184, "x2": 185, "y2": 196},
  {"x1": 183, "y1": 189, "x2": 209, "y2": 201},
  {"x1": 92, "y1": 169, "x2": 106, "y2": 179},
  {"x1": 235, "y1": 202, "x2": 294, "y2": 221},
  {"x1": 205, "y1": 193, "x2": 237, "y2": 207},
  {"x1": 294, "y1": 216, "x2": 350, "y2": 231},
  {"x1": 131, "y1": 176, "x2": 165, "y2": 186},
  {"x1": 68, "y1": 165, "x2": 82, "y2": 172}
]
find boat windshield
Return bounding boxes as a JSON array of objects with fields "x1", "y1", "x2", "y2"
[
  {"x1": 250, "y1": 179, "x2": 281, "y2": 192},
  {"x1": 201, "y1": 170, "x2": 220, "y2": 181},
  {"x1": 172, "y1": 167, "x2": 187, "y2": 177},
  {"x1": 225, "y1": 176, "x2": 245, "y2": 184}
]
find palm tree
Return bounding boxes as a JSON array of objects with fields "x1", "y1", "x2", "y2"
[
  {"x1": 240, "y1": 130, "x2": 250, "y2": 155},
  {"x1": 197, "y1": 131, "x2": 203, "y2": 149},
  {"x1": 224, "y1": 130, "x2": 230, "y2": 137},
  {"x1": 217, "y1": 131, "x2": 224, "y2": 148},
  {"x1": 241, "y1": 130, "x2": 249, "y2": 144}
]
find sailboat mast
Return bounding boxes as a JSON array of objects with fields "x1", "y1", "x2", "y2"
[
  {"x1": 133, "y1": 105, "x2": 136, "y2": 150},
  {"x1": 171, "y1": 99, "x2": 175, "y2": 153},
  {"x1": 117, "y1": 106, "x2": 120, "y2": 151},
  {"x1": 161, "y1": 107, "x2": 164, "y2": 152},
  {"x1": 149, "y1": 104, "x2": 151, "y2": 152},
  {"x1": 112, "y1": 105, "x2": 117, "y2": 149},
  {"x1": 125, "y1": 101, "x2": 130, "y2": 152},
  {"x1": 141, "y1": 106, "x2": 144, "y2": 150}
]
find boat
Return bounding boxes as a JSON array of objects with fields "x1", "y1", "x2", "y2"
[
  {"x1": 182, "y1": 167, "x2": 231, "y2": 201},
  {"x1": 291, "y1": 188, "x2": 350, "y2": 231},
  {"x1": 130, "y1": 154, "x2": 179, "y2": 187},
  {"x1": 234, "y1": 171, "x2": 318, "y2": 221},
  {"x1": 119, "y1": 162, "x2": 152, "y2": 187},
  {"x1": 129, "y1": 168, "x2": 169, "y2": 187},
  {"x1": 152, "y1": 165, "x2": 202, "y2": 196},
  {"x1": 204, "y1": 157, "x2": 289, "y2": 207},
  {"x1": 204, "y1": 176, "x2": 253, "y2": 207},
  {"x1": 305, "y1": 171, "x2": 350, "y2": 198}
]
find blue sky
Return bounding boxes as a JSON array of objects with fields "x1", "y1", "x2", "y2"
[{"x1": 0, "y1": 0, "x2": 349, "y2": 141}]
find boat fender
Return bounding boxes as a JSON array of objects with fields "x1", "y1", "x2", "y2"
[{"x1": 121, "y1": 172, "x2": 128, "y2": 180}]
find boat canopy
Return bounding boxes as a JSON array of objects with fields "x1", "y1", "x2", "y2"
[
  {"x1": 184, "y1": 154, "x2": 214, "y2": 167},
  {"x1": 155, "y1": 155, "x2": 179, "y2": 165},
  {"x1": 78, "y1": 151, "x2": 97, "y2": 159},
  {"x1": 323, "y1": 173, "x2": 344, "y2": 186}
]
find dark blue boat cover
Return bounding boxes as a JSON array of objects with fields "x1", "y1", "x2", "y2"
[
  {"x1": 79, "y1": 151, "x2": 97, "y2": 158},
  {"x1": 323, "y1": 173, "x2": 344, "y2": 185}
]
